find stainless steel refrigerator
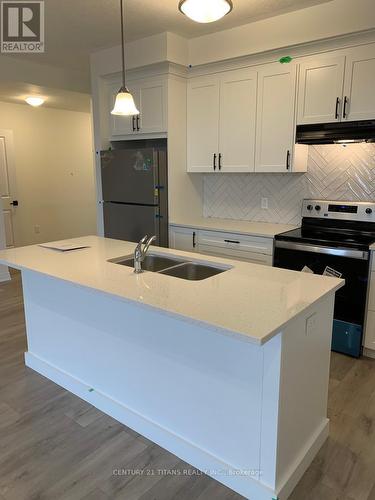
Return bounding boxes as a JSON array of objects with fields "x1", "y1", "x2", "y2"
[{"x1": 100, "y1": 145, "x2": 168, "y2": 247}]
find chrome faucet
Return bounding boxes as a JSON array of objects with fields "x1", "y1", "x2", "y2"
[{"x1": 134, "y1": 235, "x2": 156, "y2": 274}]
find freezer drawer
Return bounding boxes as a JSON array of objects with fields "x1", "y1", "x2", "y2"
[
  {"x1": 103, "y1": 203, "x2": 161, "y2": 245},
  {"x1": 101, "y1": 148, "x2": 159, "y2": 205}
]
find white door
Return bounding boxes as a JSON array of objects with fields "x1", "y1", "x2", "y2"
[
  {"x1": 255, "y1": 64, "x2": 297, "y2": 173},
  {"x1": 343, "y1": 45, "x2": 375, "y2": 121},
  {"x1": 218, "y1": 69, "x2": 257, "y2": 173},
  {"x1": 109, "y1": 81, "x2": 140, "y2": 137},
  {"x1": 297, "y1": 56, "x2": 345, "y2": 124},
  {"x1": 187, "y1": 76, "x2": 220, "y2": 173},
  {"x1": 0, "y1": 130, "x2": 18, "y2": 247},
  {"x1": 138, "y1": 80, "x2": 167, "y2": 134}
]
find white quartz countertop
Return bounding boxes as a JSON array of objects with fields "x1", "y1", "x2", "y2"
[
  {"x1": 170, "y1": 217, "x2": 296, "y2": 238},
  {"x1": 0, "y1": 236, "x2": 343, "y2": 345}
]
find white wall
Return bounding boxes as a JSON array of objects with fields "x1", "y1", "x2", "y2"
[
  {"x1": 188, "y1": 0, "x2": 375, "y2": 66},
  {"x1": 0, "y1": 100, "x2": 96, "y2": 246}
]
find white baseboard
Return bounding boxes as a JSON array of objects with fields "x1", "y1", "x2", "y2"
[
  {"x1": 25, "y1": 352, "x2": 276, "y2": 500},
  {"x1": 276, "y1": 420, "x2": 329, "y2": 500}
]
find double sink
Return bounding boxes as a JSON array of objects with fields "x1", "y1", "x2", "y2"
[{"x1": 109, "y1": 253, "x2": 231, "y2": 281}]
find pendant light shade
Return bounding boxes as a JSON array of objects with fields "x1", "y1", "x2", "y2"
[
  {"x1": 111, "y1": 0, "x2": 139, "y2": 116},
  {"x1": 178, "y1": 0, "x2": 233, "y2": 23},
  {"x1": 111, "y1": 87, "x2": 139, "y2": 116}
]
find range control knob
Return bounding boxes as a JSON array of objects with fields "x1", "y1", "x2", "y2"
[
  {"x1": 315, "y1": 205, "x2": 321, "y2": 211},
  {"x1": 366, "y1": 208, "x2": 373, "y2": 215},
  {"x1": 306, "y1": 204, "x2": 313, "y2": 211}
]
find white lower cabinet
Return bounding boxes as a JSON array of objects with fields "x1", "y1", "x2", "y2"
[
  {"x1": 169, "y1": 225, "x2": 273, "y2": 266},
  {"x1": 169, "y1": 226, "x2": 198, "y2": 253}
]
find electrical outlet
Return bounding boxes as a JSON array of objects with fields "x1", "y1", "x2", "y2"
[
  {"x1": 261, "y1": 197, "x2": 268, "y2": 210},
  {"x1": 34, "y1": 225, "x2": 41, "y2": 234}
]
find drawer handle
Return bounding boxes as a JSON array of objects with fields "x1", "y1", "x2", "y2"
[{"x1": 224, "y1": 239, "x2": 240, "y2": 244}]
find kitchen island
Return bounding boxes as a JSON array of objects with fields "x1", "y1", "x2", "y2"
[{"x1": 0, "y1": 236, "x2": 343, "y2": 500}]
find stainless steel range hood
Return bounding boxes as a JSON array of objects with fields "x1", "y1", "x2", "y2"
[{"x1": 296, "y1": 120, "x2": 375, "y2": 145}]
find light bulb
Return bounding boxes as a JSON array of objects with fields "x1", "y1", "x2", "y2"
[{"x1": 25, "y1": 96, "x2": 45, "y2": 107}]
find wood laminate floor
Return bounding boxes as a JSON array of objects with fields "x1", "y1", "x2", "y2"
[{"x1": 1, "y1": 272, "x2": 375, "y2": 500}]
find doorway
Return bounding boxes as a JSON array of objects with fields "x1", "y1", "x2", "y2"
[{"x1": 0, "y1": 129, "x2": 18, "y2": 248}]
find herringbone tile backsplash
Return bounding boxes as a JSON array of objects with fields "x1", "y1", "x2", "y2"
[{"x1": 203, "y1": 144, "x2": 375, "y2": 225}]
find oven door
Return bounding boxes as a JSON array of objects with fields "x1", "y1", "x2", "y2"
[{"x1": 273, "y1": 240, "x2": 370, "y2": 357}]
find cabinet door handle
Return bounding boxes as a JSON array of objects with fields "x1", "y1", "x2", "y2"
[
  {"x1": 286, "y1": 150, "x2": 291, "y2": 171},
  {"x1": 343, "y1": 96, "x2": 349, "y2": 119},
  {"x1": 136, "y1": 115, "x2": 140, "y2": 131},
  {"x1": 218, "y1": 153, "x2": 222, "y2": 171},
  {"x1": 132, "y1": 116, "x2": 135, "y2": 131},
  {"x1": 213, "y1": 153, "x2": 217, "y2": 171},
  {"x1": 335, "y1": 97, "x2": 340, "y2": 120},
  {"x1": 224, "y1": 239, "x2": 240, "y2": 244},
  {"x1": 193, "y1": 231, "x2": 196, "y2": 248}
]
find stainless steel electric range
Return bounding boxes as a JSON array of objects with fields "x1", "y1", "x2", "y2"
[{"x1": 273, "y1": 200, "x2": 375, "y2": 357}]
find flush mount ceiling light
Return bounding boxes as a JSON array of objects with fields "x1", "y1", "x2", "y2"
[
  {"x1": 111, "y1": 0, "x2": 139, "y2": 116},
  {"x1": 25, "y1": 96, "x2": 45, "y2": 107},
  {"x1": 178, "y1": 0, "x2": 233, "y2": 23}
]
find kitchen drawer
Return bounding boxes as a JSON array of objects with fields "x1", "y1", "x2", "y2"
[
  {"x1": 198, "y1": 244, "x2": 272, "y2": 266},
  {"x1": 198, "y1": 230, "x2": 273, "y2": 256}
]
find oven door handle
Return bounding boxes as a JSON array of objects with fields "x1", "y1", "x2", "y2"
[{"x1": 274, "y1": 240, "x2": 368, "y2": 260}]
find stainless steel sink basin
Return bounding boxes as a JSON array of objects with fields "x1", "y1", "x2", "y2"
[
  {"x1": 109, "y1": 253, "x2": 185, "y2": 272},
  {"x1": 160, "y1": 262, "x2": 226, "y2": 281},
  {"x1": 108, "y1": 252, "x2": 230, "y2": 280}
]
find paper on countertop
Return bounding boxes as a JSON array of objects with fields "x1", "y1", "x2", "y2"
[
  {"x1": 301, "y1": 265, "x2": 314, "y2": 274},
  {"x1": 323, "y1": 266, "x2": 342, "y2": 278},
  {"x1": 38, "y1": 241, "x2": 90, "y2": 252}
]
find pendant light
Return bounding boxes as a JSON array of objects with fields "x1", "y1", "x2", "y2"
[
  {"x1": 178, "y1": 0, "x2": 233, "y2": 23},
  {"x1": 111, "y1": 0, "x2": 139, "y2": 116}
]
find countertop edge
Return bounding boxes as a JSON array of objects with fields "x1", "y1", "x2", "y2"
[
  {"x1": 1, "y1": 258, "x2": 343, "y2": 347},
  {"x1": 169, "y1": 219, "x2": 296, "y2": 238}
]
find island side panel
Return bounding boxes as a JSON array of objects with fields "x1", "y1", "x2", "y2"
[
  {"x1": 21, "y1": 270, "x2": 270, "y2": 498},
  {"x1": 275, "y1": 294, "x2": 335, "y2": 499}
]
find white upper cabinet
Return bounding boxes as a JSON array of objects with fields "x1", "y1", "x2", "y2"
[
  {"x1": 187, "y1": 69, "x2": 257, "y2": 173},
  {"x1": 297, "y1": 44, "x2": 375, "y2": 124},
  {"x1": 187, "y1": 76, "x2": 220, "y2": 173},
  {"x1": 342, "y1": 45, "x2": 375, "y2": 121},
  {"x1": 255, "y1": 64, "x2": 299, "y2": 173},
  {"x1": 218, "y1": 69, "x2": 257, "y2": 173},
  {"x1": 138, "y1": 80, "x2": 167, "y2": 133},
  {"x1": 109, "y1": 77, "x2": 167, "y2": 138},
  {"x1": 297, "y1": 56, "x2": 345, "y2": 124}
]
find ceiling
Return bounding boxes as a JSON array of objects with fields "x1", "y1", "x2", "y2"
[
  {"x1": 9, "y1": 0, "x2": 332, "y2": 72},
  {"x1": 0, "y1": 82, "x2": 91, "y2": 112}
]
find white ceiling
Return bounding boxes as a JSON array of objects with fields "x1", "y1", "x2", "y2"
[
  {"x1": 0, "y1": 82, "x2": 91, "y2": 112},
  {"x1": 10, "y1": 0, "x2": 332, "y2": 72}
]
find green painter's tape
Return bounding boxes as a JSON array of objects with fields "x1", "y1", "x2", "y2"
[
  {"x1": 279, "y1": 56, "x2": 293, "y2": 64},
  {"x1": 89, "y1": 388, "x2": 94, "y2": 392}
]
